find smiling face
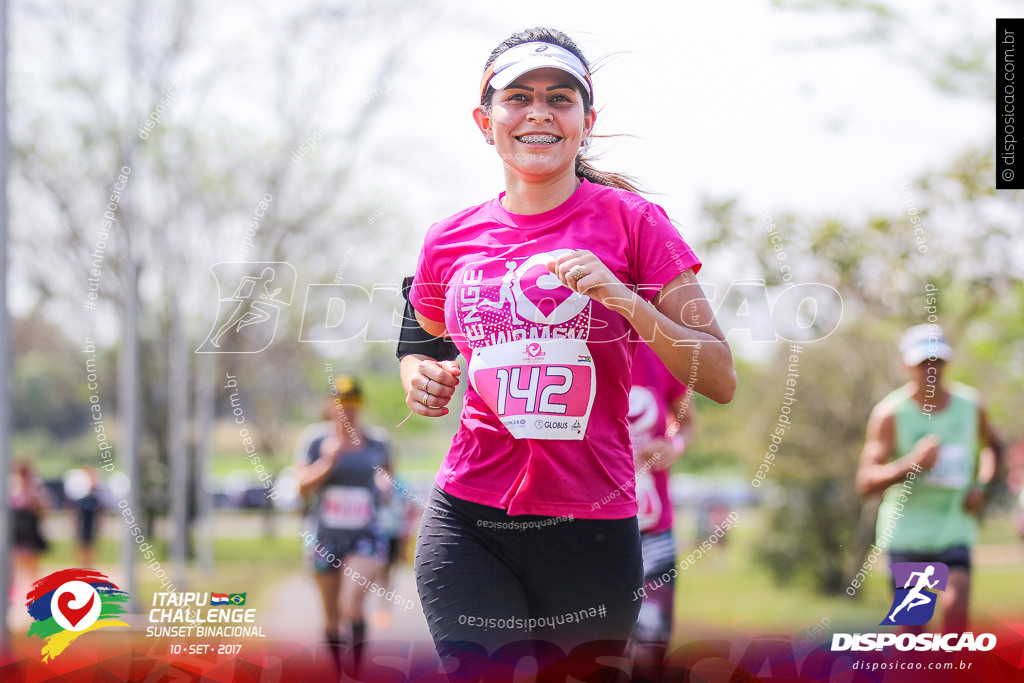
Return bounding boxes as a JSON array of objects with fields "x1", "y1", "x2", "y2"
[{"x1": 474, "y1": 67, "x2": 595, "y2": 183}]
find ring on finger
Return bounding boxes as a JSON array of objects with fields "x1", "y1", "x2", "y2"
[
  {"x1": 422, "y1": 390, "x2": 431, "y2": 408},
  {"x1": 569, "y1": 264, "x2": 586, "y2": 282},
  {"x1": 424, "y1": 378, "x2": 433, "y2": 394}
]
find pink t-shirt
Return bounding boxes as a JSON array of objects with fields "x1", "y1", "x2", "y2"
[
  {"x1": 411, "y1": 179, "x2": 700, "y2": 519},
  {"x1": 629, "y1": 342, "x2": 688, "y2": 534}
]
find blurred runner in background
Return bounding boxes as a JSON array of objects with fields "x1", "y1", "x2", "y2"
[
  {"x1": 75, "y1": 466, "x2": 102, "y2": 567},
  {"x1": 9, "y1": 459, "x2": 49, "y2": 592},
  {"x1": 627, "y1": 342, "x2": 695, "y2": 671},
  {"x1": 856, "y1": 325, "x2": 1004, "y2": 633},
  {"x1": 295, "y1": 376, "x2": 391, "y2": 673},
  {"x1": 371, "y1": 462, "x2": 409, "y2": 631}
]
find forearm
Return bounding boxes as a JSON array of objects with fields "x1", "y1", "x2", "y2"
[
  {"x1": 604, "y1": 287, "x2": 736, "y2": 403},
  {"x1": 974, "y1": 446, "x2": 1004, "y2": 503},
  {"x1": 856, "y1": 457, "x2": 924, "y2": 497},
  {"x1": 977, "y1": 447, "x2": 997, "y2": 486},
  {"x1": 977, "y1": 409, "x2": 1005, "y2": 491},
  {"x1": 296, "y1": 458, "x2": 334, "y2": 498}
]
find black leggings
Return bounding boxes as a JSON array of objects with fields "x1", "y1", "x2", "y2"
[{"x1": 415, "y1": 486, "x2": 643, "y2": 663}]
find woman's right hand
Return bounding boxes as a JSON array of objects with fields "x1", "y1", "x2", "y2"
[{"x1": 402, "y1": 356, "x2": 461, "y2": 417}]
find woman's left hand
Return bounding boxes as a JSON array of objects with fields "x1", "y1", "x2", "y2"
[{"x1": 547, "y1": 250, "x2": 631, "y2": 307}]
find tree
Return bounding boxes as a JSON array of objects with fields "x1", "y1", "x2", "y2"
[
  {"x1": 10, "y1": 0, "x2": 437, "y2": 555},
  {"x1": 697, "y1": 145, "x2": 1022, "y2": 592},
  {"x1": 689, "y1": 0, "x2": 1023, "y2": 593}
]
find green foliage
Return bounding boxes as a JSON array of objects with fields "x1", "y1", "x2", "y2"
[
  {"x1": 15, "y1": 353, "x2": 88, "y2": 437},
  {"x1": 673, "y1": 358, "x2": 758, "y2": 474},
  {"x1": 748, "y1": 331, "x2": 898, "y2": 593},
  {"x1": 696, "y1": 145, "x2": 1023, "y2": 594}
]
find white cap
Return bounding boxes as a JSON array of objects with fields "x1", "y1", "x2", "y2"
[
  {"x1": 480, "y1": 42, "x2": 593, "y2": 103},
  {"x1": 899, "y1": 324, "x2": 954, "y2": 366}
]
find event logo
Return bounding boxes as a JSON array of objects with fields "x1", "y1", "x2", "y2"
[
  {"x1": 510, "y1": 252, "x2": 589, "y2": 326},
  {"x1": 197, "y1": 262, "x2": 297, "y2": 353},
  {"x1": 147, "y1": 590, "x2": 265, "y2": 639},
  {"x1": 523, "y1": 342, "x2": 547, "y2": 361},
  {"x1": 26, "y1": 569, "x2": 129, "y2": 662},
  {"x1": 884, "y1": 562, "x2": 948, "y2": 626}
]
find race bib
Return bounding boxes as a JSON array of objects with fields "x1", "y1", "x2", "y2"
[
  {"x1": 321, "y1": 486, "x2": 373, "y2": 529},
  {"x1": 469, "y1": 337, "x2": 595, "y2": 440},
  {"x1": 923, "y1": 444, "x2": 973, "y2": 489}
]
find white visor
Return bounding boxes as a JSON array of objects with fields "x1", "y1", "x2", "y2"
[
  {"x1": 484, "y1": 42, "x2": 593, "y2": 102},
  {"x1": 899, "y1": 324, "x2": 954, "y2": 366}
]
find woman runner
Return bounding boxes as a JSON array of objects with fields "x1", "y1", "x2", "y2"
[{"x1": 401, "y1": 26, "x2": 736, "y2": 669}]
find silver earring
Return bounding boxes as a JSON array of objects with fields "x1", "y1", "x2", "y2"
[
  {"x1": 486, "y1": 136, "x2": 494, "y2": 145},
  {"x1": 581, "y1": 138, "x2": 590, "y2": 149}
]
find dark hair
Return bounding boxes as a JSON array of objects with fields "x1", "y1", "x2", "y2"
[{"x1": 480, "y1": 27, "x2": 641, "y2": 194}]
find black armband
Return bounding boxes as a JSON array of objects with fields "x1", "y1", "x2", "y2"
[{"x1": 396, "y1": 276, "x2": 459, "y2": 361}]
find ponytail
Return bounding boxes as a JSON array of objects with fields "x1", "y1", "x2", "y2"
[{"x1": 575, "y1": 149, "x2": 642, "y2": 193}]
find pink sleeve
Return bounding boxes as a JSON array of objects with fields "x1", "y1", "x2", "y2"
[
  {"x1": 409, "y1": 227, "x2": 447, "y2": 323},
  {"x1": 631, "y1": 201, "x2": 702, "y2": 302}
]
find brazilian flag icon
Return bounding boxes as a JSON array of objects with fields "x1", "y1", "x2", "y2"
[{"x1": 228, "y1": 593, "x2": 246, "y2": 605}]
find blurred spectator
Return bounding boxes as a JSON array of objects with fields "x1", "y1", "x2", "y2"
[
  {"x1": 9, "y1": 459, "x2": 49, "y2": 588},
  {"x1": 76, "y1": 467, "x2": 102, "y2": 567}
]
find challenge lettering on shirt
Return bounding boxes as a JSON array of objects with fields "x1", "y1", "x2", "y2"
[
  {"x1": 460, "y1": 269, "x2": 484, "y2": 332},
  {"x1": 452, "y1": 251, "x2": 596, "y2": 440},
  {"x1": 452, "y1": 252, "x2": 592, "y2": 349}
]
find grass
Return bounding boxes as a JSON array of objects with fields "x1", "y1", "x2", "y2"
[
  {"x1": 668, "y1": 509, "x2": 879, "y2": 644},
  {"x1": 26, "y1": 506, "x2": 1024, "y2": 643},
  {"x1": 35, "y1": 528, "x2": 305, "y2": 617},
  {"x1": 667, "y1": 507, "x2": 1023, "y2": 647}
]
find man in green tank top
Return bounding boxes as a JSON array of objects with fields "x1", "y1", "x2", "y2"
[{"x1": 856, "y1": 325, "x2": 1003, "y2": 633}]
